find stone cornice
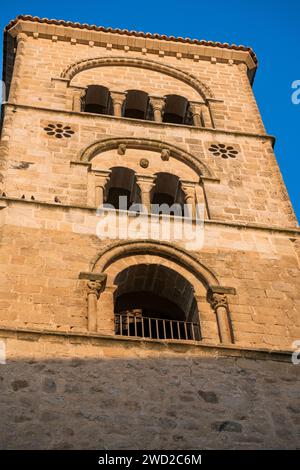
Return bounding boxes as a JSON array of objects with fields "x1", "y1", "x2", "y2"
[
  {"x1": 3, "y1": 102, "x2": 276, "y2": 146},
  {"x1": 0, "y1": 325, "x2": 293, "y2": 363},
  {"x1": 1, "y1": 197, "x2": 299, "y2": 236},
  {"x1": 4, "y1": 16, "x2": 257, "y2": 80}
]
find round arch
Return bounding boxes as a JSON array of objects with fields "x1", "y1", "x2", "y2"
[
  {"x1": 61, "y1": 56, "x2": 214, "y2": 101},
  {"x1": 90, "y1": 239, "x2": 220, "y2": 289},
  {"x1": 78, "y1": 137, "x2": 214, "y2": 178}
]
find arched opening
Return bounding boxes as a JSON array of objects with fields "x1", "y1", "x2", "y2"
[
  {"x1": 104, "y1": 167, "x2": 140, "y2": 210},
  {"x1": 123, "y1": 90, "x2": 151, "y2": 120},
  {"x1": 163, "y1": 94, "x2": 193, "y2": 125},
  {"x1": 83, "y1": 85, "x2": 113, "y2": 115},
  {"x1": 151, "y1": 173, "x2": 185, "y2": 216},
  {"x1": 114, "y1": 264, "x2": 201, "y2": 340}
]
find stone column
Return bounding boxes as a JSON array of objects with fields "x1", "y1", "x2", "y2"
[
  {"x1": 97, "y1": 285, "x2": 117, "y2": 335},
  {"x1": 136, "y1": 174, "x2": 156, "y2": 213},
  {"x1": 149, "y1": 96, "x2": 165, "y2": 122},
  {"x1": 189, "y1": 101, "x2": 203, "y2": 127},
  {"x1": 180, "y1": 180, "x2": 196, "y2": 219},
  {"x1": 94, "y1": 169, "x2": 111, "y2": 207},
  {"x1": 207, "y1": 288, "x2": 234, "y2": 344},
  {"x1": 73, "y1": 89, "x2": 86, "y2": 112},
  {"x1": 79, "y1": 272, "x2": 107, "y2": 332},
  {"x1": 8, "y1": 32, "x2": 28, "y2": 102},
  {"x1": 110, "y1": 91, "x2": 127, "y2": 117}
]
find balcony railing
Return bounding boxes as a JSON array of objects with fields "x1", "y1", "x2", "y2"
[{"x1": 115, "y1": 313, "x2": 201, "y2": 341}]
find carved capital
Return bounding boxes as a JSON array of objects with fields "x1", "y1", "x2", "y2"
[
  {"x1": 79, "y1": 272, "x2": 107, "y2": 299},
  {"x1": 208, "y1": 291, "x2": 229, "y2": 311},
  {"x1": 189, "y1": 101, "x2": 203, "y2": 116},
  {"x1": 110, "y1": 90, "x2": 127, "y2": 106},
  {"x1": 87, "y1": 279, "x2": 106, "y2": 299},
  {"x1": 136, "y1": 174, "x2": 156, "y2": 191},
  {"x1": 149, "y1": 95, "x2": 165, "y2": 112},
  {"x1": 180, "y1": 180, "x2": 196, "y2": 200}
]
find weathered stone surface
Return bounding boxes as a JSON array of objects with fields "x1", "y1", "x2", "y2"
[
  {"x1": 0, "y1": 335, "x2": 298, "y2": 449},
  {"x1": 0, "y1": 16, "x2": 299, "y2": 450}
]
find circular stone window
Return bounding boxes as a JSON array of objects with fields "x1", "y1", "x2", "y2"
[
  {"x1": 209, "y1": 144, "x2": 238, "y2": 159},
  {"x1": 44, "y1": 123, "x2": 75, "y2": 139}
]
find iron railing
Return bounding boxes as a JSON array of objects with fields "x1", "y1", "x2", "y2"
[{"x1": 115, "y1": 313, "x2": 201, "y2": 341}]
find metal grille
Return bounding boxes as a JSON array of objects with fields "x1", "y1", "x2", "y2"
[{"x1": 115, "y1": 313, "x2": 201, "y2": 341}]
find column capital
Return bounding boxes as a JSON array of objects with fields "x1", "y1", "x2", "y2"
[
  {"x1": 136, "y1": 174, "x2": 156, "y2": 185},
  {"x1": 110, "y1": 90, "x2": 127, "y2": 104},
  {"x1": 149, "y1": 96, "x2": 165, "y2": 122},
  {"x1": 94, "y1": 169, "x2": 112, "y2": 179},
  {"x1": 189, "y1": 101, "x2": 205, "y2": 127},
  {"x1": 189, "y1": 100, "x2": 205, "y2": 111},
  {"x1": 79, "y1": 272, "x2": 107, "y2": 299},
  {"x1": 149, "y1": 95, "x2": 165, "y2": 110},
  {"x1": 180, "y1": 180, "x2": 196, "y2": 197},
  {"x1": 207, "y1": 291, "x2": 229, "y2": 311}
]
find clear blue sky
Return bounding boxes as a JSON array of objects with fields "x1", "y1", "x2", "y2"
[{"x1": 1, "y1": 0, "x2": 299, "y2": 223}]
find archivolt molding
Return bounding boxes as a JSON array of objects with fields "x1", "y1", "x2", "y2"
[
  {"x1": 78, "y1": 137, "x2": 213, "y2": 178},
  {"x1": 61, "y1": 56, "x2": 214, "y2": 100},
  {"x1": 90, "y1": 239, "x2": 220, "y2": 288}
]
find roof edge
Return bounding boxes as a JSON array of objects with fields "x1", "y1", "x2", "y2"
[{"x1": 4, "y1": 14, "x2": 258, "y2": 64}]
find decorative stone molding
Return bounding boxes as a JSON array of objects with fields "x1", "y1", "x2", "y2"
[
  {"x1": 78, "y1": 137, "x2": 214, "y2": 178},
  {"x1": 79, "y1": 272, "x2": 107, "y2": 332},
  {"x1": 90, "y1": 239, "x2": 220, "y2": 288},
  {"x1": 60, "y1": 56, "x2": 214, "y2": 100}
]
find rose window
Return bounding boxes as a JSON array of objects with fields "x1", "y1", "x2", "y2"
[
  {"x1": 44, "y1": 123, "x2": 75, "y2": 139},
  {"x1": 209, "y1": 144, "x2": 238, "y2": 159}
]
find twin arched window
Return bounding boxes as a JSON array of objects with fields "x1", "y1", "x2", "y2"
[
  {"x1": 103, "y1": 167, "x2": 185, "y2": 215},
  {"x1": 82, "y1": 85, "x2": 193, "y2": 125}
]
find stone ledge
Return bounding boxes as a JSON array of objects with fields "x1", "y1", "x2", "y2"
[
  {"x1": 0, "y1": 325, "x2": 293, "y2": 363},
  {"x1": 3, "y1": 103, "x2": 276, "y2": 145},
  {"x1": 1, "y1": 197, "x2": 299, "y2": 236}
]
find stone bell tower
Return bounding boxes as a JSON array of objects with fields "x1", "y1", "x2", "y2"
[{"x1": 0, "y1": 15, "x2": 299, "y2": 450}]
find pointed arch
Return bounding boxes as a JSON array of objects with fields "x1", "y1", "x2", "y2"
[
  {"x1": 78, "y1": 136, "x2": 214, "y2": 178},
  {"x1": 61, "y1": 56, "x2": 214, "y2": 101}
]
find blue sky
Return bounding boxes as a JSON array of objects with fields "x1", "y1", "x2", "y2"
[{"x1": 1, "y1": 0, "x2": 299, "y2": 222}]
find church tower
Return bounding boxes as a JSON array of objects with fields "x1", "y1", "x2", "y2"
[{"x1": 0, "y1": 15, "x2": 299, "y2": 449}]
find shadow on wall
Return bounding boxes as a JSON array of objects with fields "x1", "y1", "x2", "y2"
[{"x1": 0, "y1": 354, "x2": 299, "y2": 450}]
